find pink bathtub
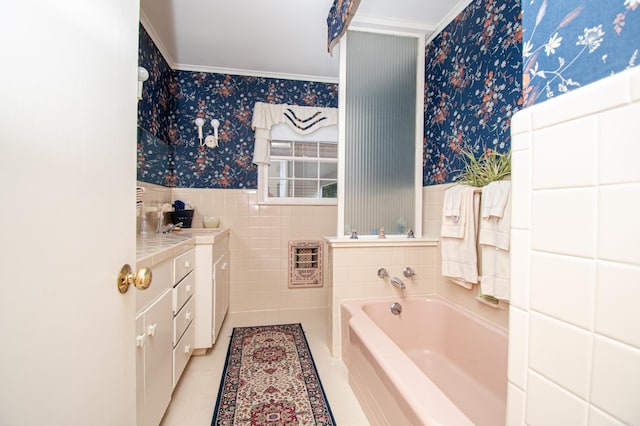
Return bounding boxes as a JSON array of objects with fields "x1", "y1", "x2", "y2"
[{"x1": 341, "y1": 296, "x2": 508, "y2": 426}]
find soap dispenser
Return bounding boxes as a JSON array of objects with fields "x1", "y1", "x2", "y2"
[{"x1": 139, "y1": 205, "x2": 148, "y2": 237}]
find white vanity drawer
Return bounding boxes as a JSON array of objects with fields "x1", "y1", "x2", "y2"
[
  {"x1": 173, "y1": 321, "x2": 195, "y2": 389},
  {"x1": 173, "y1": 249, "x2": 195, "y2": 285},
  {"x1": 173, "y1": 296, "x2": 195, "y2": 346},
  {"x1": 172, "y1": 271, "x2": 195, "y2": 314}
]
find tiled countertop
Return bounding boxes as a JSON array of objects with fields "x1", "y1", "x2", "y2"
[{"x1": 136, "y1": 228, "x2": 229, "y2": 268}]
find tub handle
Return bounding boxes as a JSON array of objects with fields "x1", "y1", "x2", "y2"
[
  {"x1": 402, "y1": 267, "x2": 416, "y2": 278},
  {"x1": 377, "y1": 268, "x2": 389, "y2": 279}
]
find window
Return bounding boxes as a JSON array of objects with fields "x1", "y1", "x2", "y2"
[{"x1": 258, "y1": 124, "x2": 338, "y2": 204}]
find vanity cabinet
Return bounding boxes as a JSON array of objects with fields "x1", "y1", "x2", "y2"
[
  {"x1": 171, "y1": 250, "x2": 195, "y2": 388},
  {"x1": 194, "y1": 230, "x2": 230, "y2": 350},
  {"x1": 135, "y1": 244, "x2": 195, "y2": 426},
  {"x1": 135, "y1": 262, "x2": 173, "y2": 426}
]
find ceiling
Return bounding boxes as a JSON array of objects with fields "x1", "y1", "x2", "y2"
[{"x1": 140, "y1": 0, "x2": 470, "y2": 83}]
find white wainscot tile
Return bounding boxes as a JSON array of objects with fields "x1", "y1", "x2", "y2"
[
  {"x1": 511, "y1": 131, "x2": 531, "y2": 152},
  {"x1": 590, "y1": 336, "x2": 640, "y2": 426},
  {"x1": 510, "y1": 229, "x2": 530, "y2": 310},
  {"x1": 595, "y1": 261, "x2": 640, "y2": 349},
  {"x1": 532, "y1": 188, "x2": 597, "y2": 258},
  {"x1": 507, "y1": 306, "x2": 528, "y2": 389},
  {"x1": 588, "y1": 406, "x2": 626, "y2": 426},
  {"x1": 530, "y1": 252, "x2": 595, "y2": 328},
  {"x1": 511, "y1": 149, "x2": 531, "y2": 230},
  {"x1": 599, "y1": 103, "x2": 640, "y2": 185},
  {"x1": 532, "y1": 117, "x2": 597, "y2": 189},
  {"x1": 531, "y1": 71, "x2": 629, "y2": 130},
  {"x1": 526, "y1": 371, "x2": 588, "y2": 426},
  {"x1": 511, "y1": 107, "x2": 532, "y2": 136},
  {"x1": 598, "y1": 185, "x2": 640, "y2": 265},
  {"x1": 529, "y1": 313, "x2": 593, "y2": 399},
  {"x1": 506, "y1": 383, "x2": 526, "y2": 426}
]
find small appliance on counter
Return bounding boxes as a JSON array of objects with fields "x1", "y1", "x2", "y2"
[{"x1": 170, "y1": 200, "x2": 194, "y2": 228}]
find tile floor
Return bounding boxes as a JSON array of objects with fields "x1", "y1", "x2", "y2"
[{"x1": 160, "y1": 308, "x2": 370, "y2": 425}]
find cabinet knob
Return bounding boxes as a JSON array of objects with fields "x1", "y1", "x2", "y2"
[
  {"x1": 221, "y1": 262, "x2": 227, "y2": 271},
  {"x1": 183, "y1": 344, "x2": 191, "y2": 354},
  {"x1": 185, "y1": 312, "x2": 192, "y2": 321},
  {"x1": 117, "y1": 264, "x2": 152, "y2": 293},
  {"x1": 147, "y1": 323, "x2": 157, "y2": 337},
  {"x1": 186, "y1": 284, "x2": 192, "y2": 293},
  {"x1": 184, "y1": 260, "x2": 190, "y2": 269}
]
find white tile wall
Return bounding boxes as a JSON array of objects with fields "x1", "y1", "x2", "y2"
[
  {"x1": 590, "y1": 337, "x2": 640, "y2": 425},
  {"x1": 155, "y1": 188, "x2": 337, "y2": 313},
  {"x1": 526, "y1": 371, "x2": 588, "y2": 426},
  {"x1": 530, "y1": 252, "x2": 595, "y2": 328},
  {"x1": 508, "y1": 66, "x2": 640, "y2": 425},
  {"x1": 528, "y1": 313, "x2": 592, "y2": 399}
]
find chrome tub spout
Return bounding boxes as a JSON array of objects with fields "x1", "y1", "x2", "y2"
[{"x1": 390, "y1": 276, "x2": 406, "y2": 290}]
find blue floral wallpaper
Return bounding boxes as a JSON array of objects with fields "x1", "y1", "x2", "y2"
[
  {"x1": 423, "y1": 0, "x2": 523, "y2": 186},
  {"x1": 523, "y1": 0, "x2": 639, "y2": 107},
  {"x1": 327, "y1": 0, "x2": 360, "y2": 53},
  {"x1": 171, "y1": 72, "x2": 338, "y2": 188},
  {"x1": 136, "y1": 24, "x2": 338, "y2": 189},
  {"x1": 137, "y1": 24, "x2": 175, "y2": 186}
]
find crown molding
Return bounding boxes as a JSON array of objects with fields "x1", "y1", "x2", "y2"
[
  {"x1": 350, "y1": 15, "x2": 435, "y2": 36},
  {"x1": 425, "y1": 0, "x2": 474, "y2": 45},
  {"x1": 172, "y1": 63, "x2": 339, "y2": 84},
  {"x1": 139, "y1": 11, "x2": 177, "y2": 68}
]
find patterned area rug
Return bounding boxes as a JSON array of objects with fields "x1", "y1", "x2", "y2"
[{"x1": 212, "y1": 323, "x2": 336, "y2": 425}]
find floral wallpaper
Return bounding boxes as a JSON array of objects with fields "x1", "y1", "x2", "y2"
[
  {"x1": 423, "y1": 0, "x2": 523, "y2": 186},
  {"x1": 327, "y1": 0, "x2": 361, "y2": 54},
  {"x1": 523, "y1": 0, "x2": 639, "y2": 107},
  {"x1": 171, "y1": 72, "x2": 338, "y2": 188},
  {"x1": 136, "y1": 24, "x2": 338, "y2": 189},
  {"x1": 137, "y1": 24, "x2": 175, "y2": 186}
]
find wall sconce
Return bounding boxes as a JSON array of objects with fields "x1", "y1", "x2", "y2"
[
  {"x1": 137, "y1": 66, "x2": 149, "y2": 101},
  {"x1": 194, "y1": 117, "x2": 220, "y2": 148},
  {"x1": 195, "y1": 117, "x2": 205, "y2": 145},
  {"x1": 205, "y1": 119, "x2": 220, "y2": 148}
]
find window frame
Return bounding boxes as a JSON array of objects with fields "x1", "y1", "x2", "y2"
[{"x1": 257, "y1": 124, "x2": 338, "y2": 206}]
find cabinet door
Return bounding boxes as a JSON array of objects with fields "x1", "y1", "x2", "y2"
[
  {"x1": 135, "y1": 315, "x2": 145, "y2": 426},
  {"x1": 143, "y1": 289, "x2": 173, "y2": 426},
  {"x1": 213, "y1": 251, "x2": 230, "y2": 343}
]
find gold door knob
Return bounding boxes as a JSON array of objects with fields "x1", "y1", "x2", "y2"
[{"x1": 117, "y1": 264, "x2": 152, "y2": 293}]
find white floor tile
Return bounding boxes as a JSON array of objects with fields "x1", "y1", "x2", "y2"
[{"x1": 160, "y1": 308, "x2": 369, "y2": 426}]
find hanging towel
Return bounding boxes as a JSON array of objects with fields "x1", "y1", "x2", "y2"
[
  {"x1": 481, "y1": 180, "x2": 511, "y2": 219},
  {"x1": 441, "y1": 185, "x2": 466, "y2": 238},
  {"x1": 441, "y1": 185, "x2": 480, "y2": 288},
  {"x1": 479, "y1": 180, "x2": 511, "y2": 300}
]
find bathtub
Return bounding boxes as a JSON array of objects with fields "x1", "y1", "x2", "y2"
[{"x1": 341, "y1": 296, "x2": 508, "y2": 426}]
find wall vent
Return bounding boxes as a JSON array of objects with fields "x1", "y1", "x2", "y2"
[{"x1": 288, "y1": 240, "x2": 323, "y2": 288}]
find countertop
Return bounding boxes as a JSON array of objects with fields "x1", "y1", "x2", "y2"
[{"x1": 136, "y1": 228, "x2": 229, "y2": 269}]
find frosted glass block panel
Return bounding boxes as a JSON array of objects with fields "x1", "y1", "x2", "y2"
[{"x1": 344, "y1": 31, "x2": 417, "y2": 235}]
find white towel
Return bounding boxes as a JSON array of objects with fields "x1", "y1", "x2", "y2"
[
  {"x1": 481, "y1": 180, "x2": 511, "y2": 219},
  {"x1": 441, "y1": 186, "x2": 480, "y2": 288},
  {"x1": 479, "y1": 181, "x2": 511, "y2": 300},
  {"x1": 441, "y1": 185, "x2": 466, "y2": 238}
]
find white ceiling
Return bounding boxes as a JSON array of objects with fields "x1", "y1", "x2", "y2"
[{"x1": 140, "y1": 0, "x2": 470, "y2": 83}]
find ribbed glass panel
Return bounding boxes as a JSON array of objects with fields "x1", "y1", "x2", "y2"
[{"x1": 344, "y1": 31, "x2": 417, "y2": 236}]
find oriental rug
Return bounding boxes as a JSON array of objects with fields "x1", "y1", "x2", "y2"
[{"x1": 211, "y1": 323, "x2": 336, "y2": 426}]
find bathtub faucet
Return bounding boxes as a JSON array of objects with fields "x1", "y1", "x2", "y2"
[{"x1": 390, "y1": 276, "x2": 406, "y2": 290}]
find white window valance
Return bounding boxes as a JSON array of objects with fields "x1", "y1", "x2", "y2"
[{"x1": 251, "y1": 102, "x2": 338, "y2": 165}]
